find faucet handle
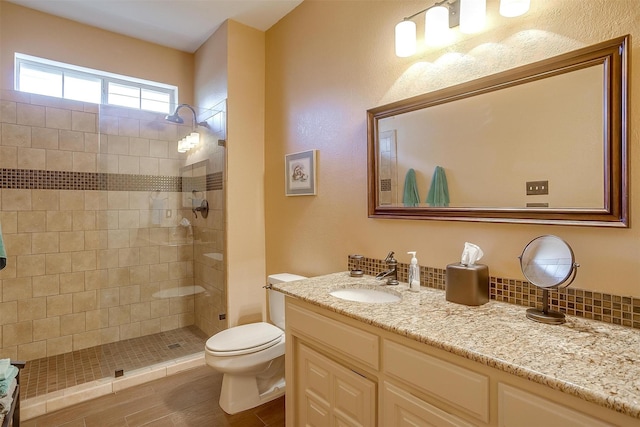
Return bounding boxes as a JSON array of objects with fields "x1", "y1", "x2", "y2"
[{"x1": 384, "y1": 251, "x2": 397, "y2": 264}]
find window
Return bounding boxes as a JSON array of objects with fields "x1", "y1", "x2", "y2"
[{"x1": 15, "y1": 53, "x2": 178, "y2": 114}]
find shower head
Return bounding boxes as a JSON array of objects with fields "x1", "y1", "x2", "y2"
[
  {"x1": 164, "y1": 113, "x2": 184, "y2": 124},
  {"x1": 164, "y1": 103, "x2": 208, "y2": 128},
  {"x1": 164, "y1": 111, "x2": 184, "y2": 124}
]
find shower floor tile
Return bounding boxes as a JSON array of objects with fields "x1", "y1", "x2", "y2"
[{"x1": 21, "y1": 325, "x2": 208, "y2": 400}]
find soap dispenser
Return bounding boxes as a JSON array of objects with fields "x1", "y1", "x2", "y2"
[{"x1": 407, "y1": 251, "x2": 420, "y2": 292}]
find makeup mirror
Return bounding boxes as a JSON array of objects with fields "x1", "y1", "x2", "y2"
[{"x1": 519, "y1": 235, "x2": 579, "y2": 324}]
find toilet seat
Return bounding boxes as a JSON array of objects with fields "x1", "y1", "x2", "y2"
[{"x1": 206, "y1": 322, "x2": 284, "y2": 357}]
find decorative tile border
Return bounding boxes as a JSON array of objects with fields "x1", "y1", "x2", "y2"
[
  {"x1": 348, "y1": 256, "x2": 640, "y2": 330},
  {"x1": 0, "y1": 168, "x2": 224, "y2": 192}
]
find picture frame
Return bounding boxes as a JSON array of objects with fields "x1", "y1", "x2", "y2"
[{"x1": 285, "y1": 149, "x2": 317, "y2": 196}]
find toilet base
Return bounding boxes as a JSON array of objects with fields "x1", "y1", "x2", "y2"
[
  {"x1": 218, "y1": 356, "x2": 286, "y2": 415},
  {"x1": 219, "y1": 373, "x2": 285, "y2": 414}
]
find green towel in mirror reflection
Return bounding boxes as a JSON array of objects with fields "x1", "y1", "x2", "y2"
[
  {"x1": 402, "y1": 168, "x2": 420, "y2": 207},
  {"x1": 427, "y1": 166, "x2": 450, "y2": 207}
]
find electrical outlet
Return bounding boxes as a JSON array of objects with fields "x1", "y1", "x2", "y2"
[
  {"x1": 526, "y1": 180, "x2": 549, "y2": 195},
  {"x1": 165, "y1": 210, "x2": 172, "y2": 218}
]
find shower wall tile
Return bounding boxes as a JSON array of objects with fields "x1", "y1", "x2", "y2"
[
  {"x1": 59, "y1": 272, "x2": 84, "y2": 294},
  {"x1": 0, "y1": 147, "x2": 17, "y2": 168},
  {"x1": 73, "y1": 152, "x2": 97, "y2": 173},
  {"x1": 0, "y1": 100, "x2": 17, "y2": 123},
  {"x1": 118, "y1": 117, "x2": 140, "y2": 138},
  {"x1": 4, "y1": 233, "x2": 31, "y2": 255},
  {"x1": 32, "y1": 190, "x2": 60, "y2": 211},
  {"x1": 84, "y1": 133, "x2": 99, "y2": 153},
  {"x1": 59, "y1": 130, "x2": 84, "y2": 152},
  {"x1": 2, "y1": 189, "x2": 32, "y2": 211},
  {"x1": 45, "y1": 107, "x2": 72, "y2": 130},
  {"x1": 18, "y1": 147, "x2": 46, "y2": 170},
  {"x1": 149, "y1": 140, "x2": 169, "y2": 158},
  {"x1": 46, "y1": 150, "x2": 73, "y2": 171},
  {"x1": 34, "y1": 273, "x2": 62, "y2": 296},
  {"x1": 71, "y1": 111, "x2": 97, "y2": 133},
  {"x1": 17, "y1": 104, "x2": 46, "y2": 127},
  {"x1": 3, "y1": 277, "x2": 32, "y2": 301},
  {"x1": 32, "y1": 232, "x2": 59, "y2": 254},
  {"x1": 2, "y1": 123, "x2": 31, "y2": 146},
  {"x1": 32, "y1": 127, "x2": 59, "y2": 149},
  {"x1": 33, "y1": 317, "x2": 60, "y2": 341},
  {"x1": 18, "y1": 340, "x2": 46, "y2": 361}
]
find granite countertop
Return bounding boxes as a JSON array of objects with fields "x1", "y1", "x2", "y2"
[{"x1": 272, "y1": 272, "x2": 640, "y2": 419}]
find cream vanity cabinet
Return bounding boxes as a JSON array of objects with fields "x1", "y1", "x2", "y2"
[{"x1": 284, "y1": 298, "x2": 637, "y2": 427}]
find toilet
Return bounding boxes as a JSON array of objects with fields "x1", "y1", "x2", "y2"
[{"x1": 205, "y1": 273, "x2": 306, "y2": 414}]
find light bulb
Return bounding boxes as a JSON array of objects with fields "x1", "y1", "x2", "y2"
[
  {"x1": 177, "y1": 138, "x2": 188, "y2": 153},
  {"x1": 425, "y1": 6, "x2": 451, "y2": 46},
  {"x1": 460, "y1": 0, "x2": 486, "y2": 34},
  {"x1": 395, "y1": 20, "x2": 417, "y2": 57},
  {"x1": 499, "y1": 0, "x2": 530, "y2": 17},
  {"x1": 187, "y1": 132, "x2": 200, "y2": 148}
]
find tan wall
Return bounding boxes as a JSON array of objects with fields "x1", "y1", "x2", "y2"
[
  {"x1": 226, "y1": 21, "x2": 267, "y2": 326},
  {"x1": 193, "y1": 20, "x2": 267, "y2": 327},
  {"x1": 0, "y1": 1, "x2": 194, "y2": 105},
  {"x1": 265, "y1": 0, "x2": 640, "y2": 297}
]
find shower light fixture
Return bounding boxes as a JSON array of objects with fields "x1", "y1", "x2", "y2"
[
  {"x1": 165, "y1": 103, "x2": 208, "y2": 153},
  {"x1": 394, "y1": 0, "x2": 531, "y2": 57}
]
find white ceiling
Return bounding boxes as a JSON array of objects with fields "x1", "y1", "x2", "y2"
[{"x1": 7, "y1": 0, "x2": 303, "y2": 52}]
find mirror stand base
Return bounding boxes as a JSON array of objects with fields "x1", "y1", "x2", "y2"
[{"x1": 526, "y1": 308, "x2": 566, "y2": 325}]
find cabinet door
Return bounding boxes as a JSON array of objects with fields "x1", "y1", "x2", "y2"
[
  {"x1": 498, "y1": 383, "x2": 614, "y2": 427},
  {"x1": 383, "y1": 382, "x2": 475, "y2": 427},
  {"x1": 296, "y1": 342, "x2": 376, "y2": 427}
]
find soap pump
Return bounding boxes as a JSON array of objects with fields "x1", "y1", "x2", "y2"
[{"x1": 407, "y1": 251, "x2": 420, "y2": 292}]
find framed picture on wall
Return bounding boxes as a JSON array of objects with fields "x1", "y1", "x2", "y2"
[{"x1": 285, "y1": 149, "x2": 317, "y2": 196}]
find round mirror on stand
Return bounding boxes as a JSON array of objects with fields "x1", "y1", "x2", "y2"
[{"x1": 518, "y1": 235, "x2": 580, "y2": 324}]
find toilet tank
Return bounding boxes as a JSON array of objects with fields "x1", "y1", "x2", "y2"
[{"x1": 267, "y1": 273, "x2": 306, "y2": 330}]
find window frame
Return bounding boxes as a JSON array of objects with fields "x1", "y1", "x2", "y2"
[{"x1": 15, "y1": 53, "x2": 178, "y2": 113}]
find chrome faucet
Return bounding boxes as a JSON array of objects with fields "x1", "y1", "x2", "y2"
[{"x1": 376, "y1": 251, "x2": 399, "y2": 285}]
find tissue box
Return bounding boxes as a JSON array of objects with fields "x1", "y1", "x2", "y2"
[{"x1": 446, "y1": 263, "x2": 489, "y2": 306}]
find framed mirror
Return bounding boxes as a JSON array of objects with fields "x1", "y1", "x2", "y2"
[{"x1": 367, "y1": 36, "x2": 628, "y2": 227}]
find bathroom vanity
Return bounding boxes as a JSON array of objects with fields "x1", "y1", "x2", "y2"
[{"x1": 273, "y1": 273, "x2": 640, "y2": 426}]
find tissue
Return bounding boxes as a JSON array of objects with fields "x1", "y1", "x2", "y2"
[{"x1": 460, "y1": 242, "x2": 483, "y2": 266}]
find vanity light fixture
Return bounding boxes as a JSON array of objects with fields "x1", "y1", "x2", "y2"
[
  {"x1": 499, "y1": 0, "x2": 530, "y2": 17},
  {"x1": 165, "y1": 103, "x2": 208, "y2": 153},
  {"x1": 395, "y1": 0, "x2": 530, "y2": 57}
]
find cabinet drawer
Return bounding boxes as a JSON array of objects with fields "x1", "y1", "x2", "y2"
[
  {"x1": 383, "y1": 382, "x2": 475, "y2": 427},
  {"x1": 288, "y1": 303, "x2": 379, "y2": 369},
  {"x1": 383, "y1": 340, "x2": 489, "y2": 422},
  {"x1": 498, "y1": 383, "x2": 614, "y2": 427}
]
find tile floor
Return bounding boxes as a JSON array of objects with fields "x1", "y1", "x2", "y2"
[
  {"x1": 21, "y1": 326, "x2": 208, "y2": 400},
  {"x1": 22, "y1": 365, "x2": 285, "y2": 426}
]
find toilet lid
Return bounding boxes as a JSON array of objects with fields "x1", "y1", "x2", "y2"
[{"x1": 206, "y1": 322, "x2": 283, "y2": 355}]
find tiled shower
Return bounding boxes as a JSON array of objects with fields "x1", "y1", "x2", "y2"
[{"x1": 0, "y1": 89, "x2": 226, "y2": 397}]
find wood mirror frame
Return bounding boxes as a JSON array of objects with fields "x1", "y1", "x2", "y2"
[{"x1": 367, "y1": 36, "x2": 628, "y2": 227}]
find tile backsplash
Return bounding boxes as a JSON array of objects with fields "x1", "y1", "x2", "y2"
[{"x1": 348, "y1": 256, "x2": 640, "y2": 329}]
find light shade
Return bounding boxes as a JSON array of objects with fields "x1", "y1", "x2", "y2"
[
  {"x1": 460, "y1": 0, "x2": 486, "y2": 34},
  {"x1": 395, "y1": 20, "x2": 417, "y2": 57},
  {"x1": 425, "y1": 6, "x2": 451, "y2": 46},
  {"x1": 499, "y1": 0, "x2": 530, "y2": 17},
  {"x1": 186, "y1": 132, "x2": 200, "y2": 149},
  {"x1": 177, "y1": 132, "x2": 200, "y2": 153}
]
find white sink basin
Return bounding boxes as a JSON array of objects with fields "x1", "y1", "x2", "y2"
[{"x1": 329, "y1": 287, "x2": 401, "y2": 303}]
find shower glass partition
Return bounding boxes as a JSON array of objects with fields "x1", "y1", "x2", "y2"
[{"x1": 0, "y1": 90, "x2": 226, "y2": 401}]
